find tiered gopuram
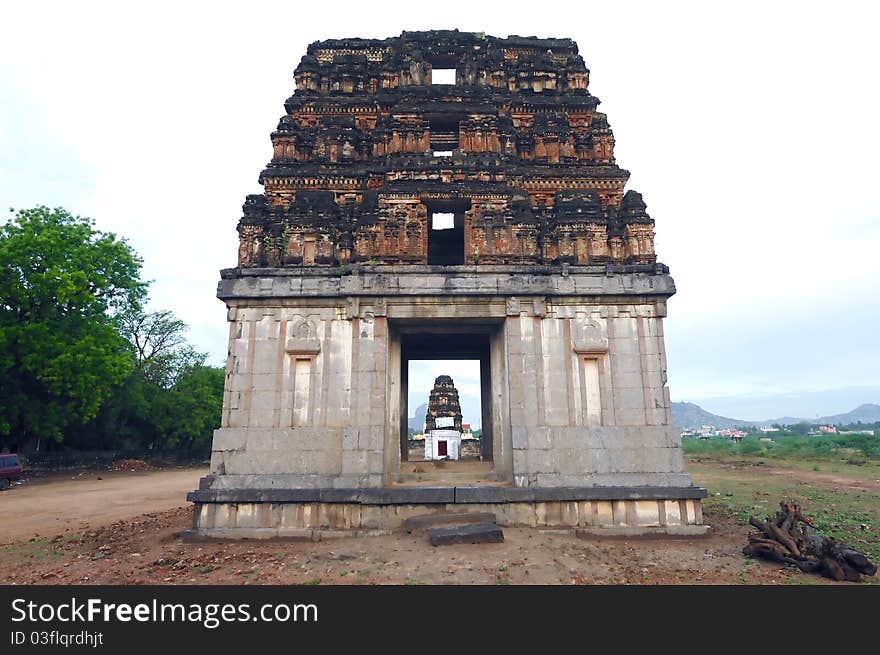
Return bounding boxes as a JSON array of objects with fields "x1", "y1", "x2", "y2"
[{"x1": 189, "y1": 30, "x2": 707, "y2": 537}]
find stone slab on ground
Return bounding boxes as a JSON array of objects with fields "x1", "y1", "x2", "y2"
[
  {"x1": 404, "y1": 512, "x2": 497, "y2": 533},
  {"x1": 427, "y1": 522, "x2": 504, "y2": 546}
]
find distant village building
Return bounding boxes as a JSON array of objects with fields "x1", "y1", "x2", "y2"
[
  {"x1": 760, "y1": 427, "x2": 780, "y2": 433},
  {"x1": 717, "y1": 428, "x2": 747, "y2": 442},
  {"x1": 818, "y1": 425, "x2": 837, "y2": 434}
]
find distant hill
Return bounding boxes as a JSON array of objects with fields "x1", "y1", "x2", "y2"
[
  {"x1": 672, "y1": 401, "x2": 880, "y2": 429},
  {"x1": 408, "y1": 403, "x2": 428, "y2": 432},
  {"x1": 809, "y1": 403, "x2": 880, "y2": 426},
  {"x1": 671, "y1": 402, "x2": 756, "y2": 430}
]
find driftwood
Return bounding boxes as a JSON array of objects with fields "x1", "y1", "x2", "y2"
[{"x1": 743, "y1": 500, "x2": 877, "y2": 582}]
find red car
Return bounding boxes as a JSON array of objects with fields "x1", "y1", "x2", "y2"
[{"x1": 0, "y1": 454, "x2": 22, "y2": 490}]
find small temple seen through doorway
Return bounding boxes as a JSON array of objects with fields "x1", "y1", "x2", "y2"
[{"x1": 406, "y1": 365, "x2": 483, "y2": 463}]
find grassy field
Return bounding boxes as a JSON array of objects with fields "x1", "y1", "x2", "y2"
[
  {"x1": 683, "y1": 432, "x2": 880, "y2": 461},
  {"x1": 684, "y1": 435, "x2": 880, "y2": 565}
]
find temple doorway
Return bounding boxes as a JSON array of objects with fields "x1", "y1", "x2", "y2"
[{"x1": 389, "y1": 318, "x2": 510, "y2": 486}]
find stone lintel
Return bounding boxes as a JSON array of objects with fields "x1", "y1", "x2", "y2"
[
  {"x1": 572, "y1": 340, "x2": 608, "y2": 354},
  {"x1": 216, "y1": 266, "x2": 676, "y2": 301},
  {"x1": 187, "y1": 485, "x2": 455, "y2": 505},
  {"x1": 285, "y1": 338, "x2": 321, "y2": 355}
]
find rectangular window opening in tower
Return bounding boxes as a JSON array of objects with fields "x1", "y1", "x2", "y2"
[
  {"x1": 431, "y1": 68, "x2": 456, "y2": 85},
  {"x1": 428, "y1": 116, "x2": 460, "y2": 151},
  {"x1": 427, "y1": 212, "x2": 464, "y2": 265}
]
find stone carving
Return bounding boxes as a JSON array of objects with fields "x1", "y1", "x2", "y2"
[
  {"x1": 286, "y1": 319, "x2": 320, "y2": 355},
  {"x1": 572, "y1": 318, "x2": 608, "y2": 353},
  {"x1": 294, "y1": 320, "x2": 314, "y2": 338},
  {"x1": 234, "y1": 30, "x2": 658, "y2": 270},
  {"x1": 237, "y1": 225, "x2": 263, "y2": 267}
]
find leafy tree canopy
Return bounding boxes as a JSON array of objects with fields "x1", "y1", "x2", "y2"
[
  {"x1": 120, "y1": 308, "x2": 206, "y2": 389},
  {"x1": 152, "y1": 365, "x2": 225, "y2": 450},
  {"x1": 0, "y1": 206, "x2": 147, "y2": 448}
]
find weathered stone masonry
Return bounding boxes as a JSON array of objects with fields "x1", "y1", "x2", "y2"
[{"x1": 189, "y1": 30, "x2": 707, "y2": 537}]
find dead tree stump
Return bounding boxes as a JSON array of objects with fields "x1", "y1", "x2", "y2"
[{"x1": 743, "y1": 500, "x2": 877, "y2": 582}]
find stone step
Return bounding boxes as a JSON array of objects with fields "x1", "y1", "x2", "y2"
[
  {"x1": 396, "y1": 472, "x2": 507, "y2": 485},
  {"x1": 404, "y1": 512, "x2": 497, "y2": 533},
  {"x1": 400, "y1": 460, "x2": 494, "y2": 474},
  {"x1": 396, "y1": 462, "x2": 505, "y2": 486},
  {"x1": 428, "y1": 523, "x2": 504, "y2": 546}
]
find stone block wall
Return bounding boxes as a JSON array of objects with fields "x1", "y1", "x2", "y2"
[
  {"x1": 206, "y1": 270, "x2": 689, "y2": 492},
  {"x1": 504, "y1": 302, "x2": 684, "y2": 488},
  {"x1": 213, "y1": 304, "x2": 388, "y2": 488}
]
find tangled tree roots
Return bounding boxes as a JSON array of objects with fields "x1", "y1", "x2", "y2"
[{"x1": 744, "y1": 500, "x2": 877, "y2": 582}]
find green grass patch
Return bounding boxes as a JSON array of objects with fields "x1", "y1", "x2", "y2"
[
  {"x1": 682, "y1": 433, "x2": 880, "y2": 461},
  {"x1": 0, "y1": 538, "x2": 67, "y2": 563},
  {"x1": 689, "y1": 461, "x2": 880, "y2": 566}
]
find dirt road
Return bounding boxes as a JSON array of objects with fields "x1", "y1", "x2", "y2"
[
  {"x1": 0, "y1": 462, "x2": 874, "y2": 584},
  {"x1": 0, "y1": 468, "x2": 207, "y2": 543}
]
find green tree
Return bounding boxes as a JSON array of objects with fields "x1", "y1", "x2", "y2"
[
  {"x1": 121, "y1": 308, "x2": 205, "y2": 388},
  {"x1": 152, "y1": 364, "x2": 225, "y2": 450},
  {"x1": 0, "y1": 206, "x2": 146, "y2": 450},
  {"x1": 71, "y1": 308, "x2": 223, "y2": 451},
  {"x1": 789, "y1": 421, "x2": 812, "y2": 436}
]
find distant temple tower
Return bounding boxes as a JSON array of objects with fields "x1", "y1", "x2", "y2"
[
  {"x1": 189, "y1": 30, "x2": 707, "y2": 537},
  {"x1": 424, "y1": 375, "x2": 463, "y2": 432},
  {"x1": 424, "y1": 375, "x2": 463, "y2": 460}
]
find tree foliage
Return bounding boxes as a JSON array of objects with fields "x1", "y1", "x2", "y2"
[
  {"x1": 1, "y1": 205, "x2": 225, "y2": 454},
  {"x1": 80, "y1": 307, "x2": 223, "y2": 450},
  {"x1": 151, "y1": 365, "x2": 225, "y2": 449},
  {"x1": 121, "y1": 308, "x2": 205, "y2": 388},
  {"x1": 0, "y1": 207, "x2": 146, "y2": 449}
]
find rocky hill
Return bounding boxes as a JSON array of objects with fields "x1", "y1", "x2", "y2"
[
  {"x1": 671, "y1": 402, "x2": 756, "y2": 430},
  {"x1": 407, "y1": 403, "x2": 428, "y2": 432},
  {"x1": 671, "y1": 401, "x2": 880, "y2": 429},
  {"x1": 813, "y1": 403, "x2": 880, "y2": 425}
]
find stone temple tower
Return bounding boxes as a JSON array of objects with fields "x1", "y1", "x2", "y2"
[
  {"x1": 188, "y1": 30, "x2": 707, "y2": 537},
  {"x1": 424, "y1": 375, "x2": 463, "y2": 461},
  {"x1": 424, "y1": 375, "x2": 463, "y2": 432}
]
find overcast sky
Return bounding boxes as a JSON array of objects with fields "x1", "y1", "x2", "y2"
[{"x1": 2, "y1": 1, "x2": 877, "y2": 421}]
